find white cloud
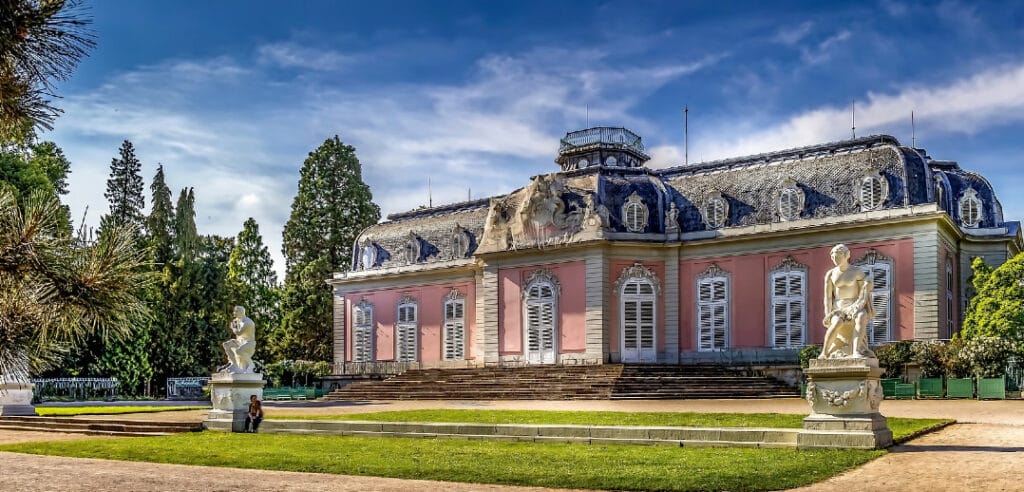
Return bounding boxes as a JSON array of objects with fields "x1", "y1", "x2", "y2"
[
  {"x1": 670, "y1": 62, "x2": 1024, "y2": 162},
  {"x1": 257, "y1": 42, "x2": 353, "y2": 71},
  {"x1": 800, "y1": 30, "x2": 851, "y2": 65},
  {"x1": 773, "y1": 21, "x2": 815, "y2": 46},
  {"x1": 48, "y1": 43, "x2": 719, "y2": 278}
]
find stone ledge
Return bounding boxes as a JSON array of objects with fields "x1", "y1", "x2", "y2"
[{"x1": 250, "y1": 419, "x2": 872, "y2": 448}]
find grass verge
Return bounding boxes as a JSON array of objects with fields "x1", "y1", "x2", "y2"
[
  {"x1": 268, "y1": 409, "x2": 950, "y2": 441},
  {"x1": 35, "y1": 406, "x2": 207, "y2": 416},
  {"x1": 0, "y1": 432, "x2": 883, "y2": 492}
]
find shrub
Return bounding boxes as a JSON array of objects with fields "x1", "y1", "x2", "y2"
[
  {"x1": 876, "y1": 341, "x2": 914, "y2": 379},
  {"x1": 911, "y1": 340, "x2": 946, "y2": 378},
  {"x1": 798, "y1": 345, "x2": 821, "y2": 369},
  {"x1": 942, "y1": 338, "x2": 972, "y2": 378},
  {"x1": 962, "y1": 336, "x2": 1017, "y2": 378}
]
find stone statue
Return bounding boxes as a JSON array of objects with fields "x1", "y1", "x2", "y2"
[
  {"x1": 665, "y1": 202, "x2": 680, "y2": 234},
  {"x1": 820, "y1": 244, "x2": 876, "y2": 359},
  {"x1": 220, "y1": 306, "x2": 256, "y2": 374}
]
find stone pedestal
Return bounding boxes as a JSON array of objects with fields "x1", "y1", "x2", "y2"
[
  {"x1": 0, "y1": 374, "x2": 37, "y2": 416},
  {"x1": 798, "y1": 358, "x2": 892, "y2": 449},
  {"x1": 204, "y1": 372, "x2": 265, "y2": 432}
]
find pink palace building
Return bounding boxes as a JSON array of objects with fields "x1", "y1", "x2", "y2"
[{"x1": 328, "y1": 128, "x2": 1022, "y2": 371}]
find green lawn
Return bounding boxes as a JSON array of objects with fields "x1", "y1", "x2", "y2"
[
  {"x1": 268, "y1": 409, "x2": 950, "y2": 441},
  {"x1": 0, "y1": 432, "x2": 884, "y2": 492},
  {"x1": 35, "y1": 406, "x2": 207, "y2": 416}
]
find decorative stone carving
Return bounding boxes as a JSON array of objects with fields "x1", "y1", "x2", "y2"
[
  {"x1": 773, "y1": 255, "x2": 806, "y2": 272},
  {"x1": 698, "y1": 262, "x2": 727, "y2": 278},
  {"x1": 523, "y1": 268, "x2": 560, "y2": 297},
  {"x1": 613, "y1": 262, "x2": 662, "y2": 294},
  {"x1": 219, "y1": 306, "x2": 256, "y2": 374},
  {"x1": 359, "y1": 238, "x2": 376, "y2": 270},
  {"x1": 798, "y1": 243, "x2": 892, "y2": 450},
  {"x1": 397, "y1": 294, "x2": 417, "y2": 306},
  {"x1": 205, "y1": 371, "x2": 265, "y2": 433},
  {"x1": 852, "y1": 247, "x2": 890, "y2": 266},
  {"x1": 450, "y1": 223, "x2": 472, "y2": 259},
  {"x1": 820, "y1": 244, "x2": 876, "y2": 360},
  {"x1": 403, "y1": 231, "x2": 422, "y2": 264},
  {"x1": 445, "y1": 288, "x2": 465, "y2": 301},
  {"x1": 665, "y1": 202, "x2": 680, "y2": 235}
]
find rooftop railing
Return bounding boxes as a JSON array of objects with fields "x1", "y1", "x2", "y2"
[{"x1": 559, "y1": 127, "x2": 645, "y2": 154}]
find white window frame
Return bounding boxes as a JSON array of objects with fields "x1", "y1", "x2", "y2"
[
  {"x1": 523, "y1": 269, "x2": 559, "y2": 364},
  {"x1": 443, "y1": 290, "x2": 466, "y2": 360},
  {"x1": 703, "y1": 192, "x2": 729, "y2": 229},
  {"x1": 395, "y1": 296, "x2": 418, "y2": 362},
  {"x1": 768, "y1": 257, "x2": 806, "y2": 349},
  {"x1": 958, "y1": 188, "x2": 982, "y2": 228},
  {"x1": 622, "y1": 191, "x2": 648, "y2": 232},
  {"x1": 859, "y1": 171, "x2": 888, "y2": 211},
  {"x1": 946, "y1": 259, "x2": 955, "y2": 337},
  {"x1": 352, "y1": 299, "x2": 375, "y2": 362},
  {"x1": 854, "y1": 251, "x2": 894, "y2": 344},
  {"x1": 778, "y1": 179, "x2": 805, "y2": 221},
  {"x1": 616, "y1": 264, "x2": 660, "y2": 363},
  {"x1": 696, "y1": 264, "x2": 730, "y2": 351}
]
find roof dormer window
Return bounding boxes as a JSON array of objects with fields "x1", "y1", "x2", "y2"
[
  {"x1": 858, "y1": 171, "x2": 888, "y2": 212},
  {"x1": 703, "y1": 192, "x2": 729, "y2": 229},
  {"x1": 959, "y1": 188, "x2": 983, "y2": 228},
  {"x1": 778, "y1": 179, "x2": 804, "y2": 221}
]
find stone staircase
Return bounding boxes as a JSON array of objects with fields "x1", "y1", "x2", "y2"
[
  {"x1": 0, "y1": 416, "x2": 204, "y2": 437},
  {"x1": 323, "y1": 364, "x2": 798, "y2": 401}
]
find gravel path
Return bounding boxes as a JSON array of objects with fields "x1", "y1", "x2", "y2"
[{"x1": 2, "y1": 398, "x2": 1022, "y2": 491}]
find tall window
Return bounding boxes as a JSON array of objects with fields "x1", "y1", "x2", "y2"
[
  {"x1": 523, "y1": 270, "x2": 558, "y2": 364},
  {"x1": 617, "y1": 263, "x2": 659, "y2": 363},
  {"x1": 697, "y1": 265, "x2": 729, "y2": 351},
  {"x1": 353, "y1": 299, "x2": 374, "y2": 362},
  {"x1": 946, "y1": 260, "x2": 955, "y2": 337},
  {"x1": 443, "y1": 291, "x2": 466, "y2": 360},
  {"x1": 769, "y1": 258, "x2": 806, "y2": 349},
  {"x1": 395, "y1": 296, "x2": 418, "y2": 362},
  {"x1": 855, "y1": 251, "x2": 893, "y2": 344}
]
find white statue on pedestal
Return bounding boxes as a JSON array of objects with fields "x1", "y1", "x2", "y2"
[
  {"x1": 820, "y1": 243, "x2": 876, "y2": 359},
  {"x1": 220, "y1": 306, "x2": 256, "y2": 374}
]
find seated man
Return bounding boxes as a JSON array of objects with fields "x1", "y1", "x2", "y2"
[{"x1": 244, "y1": 394, "x2": 263, "y2": 433}]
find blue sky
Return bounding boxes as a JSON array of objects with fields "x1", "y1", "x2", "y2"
[{"x1": 46, "y1": 0, "x2": 1024, "y2": 277}]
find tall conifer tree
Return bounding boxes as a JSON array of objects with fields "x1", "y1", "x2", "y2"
[
  {"x1": 228, "y1": 218, "x2": 280, "y2": 362},
  {"x1": 278, "y1": 136, "x2": 380, "y2": 360},
  {"x1": 100, "y1": 139, "x2": 144, "y2": 234},
  {"x1": 147, "y1": 164, "x2": 175, "y2": 266}
]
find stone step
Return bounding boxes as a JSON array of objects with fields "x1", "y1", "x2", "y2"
[{"x1": 0, "y1": 416, "x2": 203, "y2": 436}]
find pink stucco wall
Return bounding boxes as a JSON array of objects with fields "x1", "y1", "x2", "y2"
[
  {"x1": 679, "y1": 239, "x2": 916, "y2": 351},
  {"x1": 607, "y1": 260, "x2": 666, "y2": 355},
  {"x1": 345, "y1": 281, "x2": 476, "y2": 362},
  {"x1": 497, "y1": 261, "x2": 587, "y2": 355}
]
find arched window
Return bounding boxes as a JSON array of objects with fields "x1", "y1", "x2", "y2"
[
  {"x1": 697, "y1": 264, "x2": 729, "y2": 351},
  {"x1": 523, "y1": 269, "x2": 559, "y2": 364},
  {"x1": 778, "y1": 179, "x2": 804, "y2": 221},
  {"x1": 352, "y1": 299, "x2": 375, "y2": 362},
  {"x1": 769, "y1": 257, "x2": 806, "y2": 349},
  {"x1": 395, "y1": 296, "x2": 418, "y2": 362},
  {"x1": 616, "y1": 263, "x2": 660, "y2": 363},
  {"x1": 854, "y1": 250, "x2": 893, "y2": 344},
  {"x1": 703, "y1": 192, "x2": 729, "y2": 229},
  {"x1": 959, "y1": 188, "x2": 982, "y2": 228},
  {"x1": 859, "y1": 171, "x2": 888, "y2": 211},
  {"x1": 622, "y1": 191, "x2": 649, "y2": 232},
  {"x1": 443, "y1": 290, "x2": 466, "y2": 360}
]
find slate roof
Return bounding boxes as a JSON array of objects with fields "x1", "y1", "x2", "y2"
[{"x1": 350, "y1": 133, "x2": 1014, "y2": 273}]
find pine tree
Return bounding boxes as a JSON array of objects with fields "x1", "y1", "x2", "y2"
[
  {"x1": 147, "y1": 164, "x2": 175, "y2": 266},
  {"x1": 228, "y1": 218, "x2": 280, "y2": 363},
  {"x1": 278, "y1": 136, "x2": 380, "y2": 360},
  {"x1": 100, "y1": 139, "x2": 145, "y2": 235}
]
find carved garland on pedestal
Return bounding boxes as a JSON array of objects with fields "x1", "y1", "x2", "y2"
[{"x1": 613, "y1": 262, "x2": 662, "y2": 294}]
